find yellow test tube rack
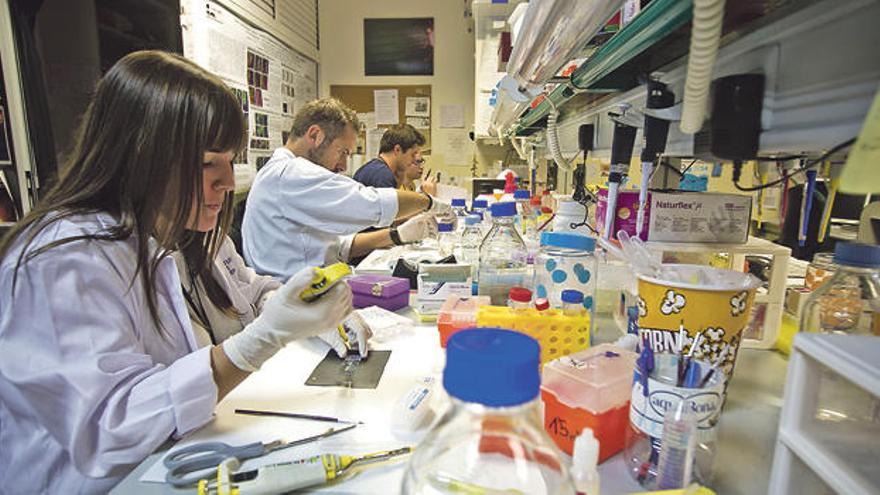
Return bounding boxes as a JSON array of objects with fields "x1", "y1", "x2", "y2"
[{"x1": 476, "y1": 306, "x2": 591, "y2": 365}]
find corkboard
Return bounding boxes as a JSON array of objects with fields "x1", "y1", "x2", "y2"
[{"x1": 329, "y1": 84, "x2": 432, "y2": 152}]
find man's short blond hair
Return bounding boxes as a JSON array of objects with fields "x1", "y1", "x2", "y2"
[{"x1": 289, "y1": 97, "x2": 360, "y2": 143}]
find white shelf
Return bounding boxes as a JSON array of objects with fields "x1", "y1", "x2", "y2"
[
  {"x1": 794, "y1": 334, "x2": 880, "y2": 398},
  {"x1": 770, "y1": 333, "x2": 880, "y2": 495}
]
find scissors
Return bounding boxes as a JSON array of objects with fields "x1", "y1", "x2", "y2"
[{"x1": 164, "y1": 423, "x2": 357, "y2": 487}]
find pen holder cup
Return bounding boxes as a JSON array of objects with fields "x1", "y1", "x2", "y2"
[
  {"x1": 624, "y1": 353, "x2": 726, "y2": 488},
  {"x1": 636, "y1": 265, "x2": 760, "y2": 392}
]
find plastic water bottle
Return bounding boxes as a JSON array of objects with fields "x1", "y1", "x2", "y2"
[
  {"x1": 478, "y1": 202, "x2": 528, "y2": 305},
  {"x1": 460, "y1": 214, "x2": 484, "y2": 275},
  {"x1": 801, "y1": 242, "x2": 880, "y2": 335},
  {"x1": 451, "y1": 198, "x2": 468, "y2": 233},
  {"x1": 401, "y1": 328, "x2": 575, "y2": 495}
]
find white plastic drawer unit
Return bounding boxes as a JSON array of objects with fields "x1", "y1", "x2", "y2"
[{"x1": 769, "y1": 333, "x2": 880, "y2": 495}]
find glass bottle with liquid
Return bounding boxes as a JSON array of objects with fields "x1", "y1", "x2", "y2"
[
  {"x1": 513, "y1": 189, "x2": 534, "y2": 238},
  {"x1": 472, "y1": 199, "x2": 489, "y2": 231},
  {"x1": 437, "y1": 222, "x2": 456, "y2": 258},
  {"x1": 450, "y1": 198, "x2": 469, "y2": 233},
  {"x1": 478, "y1": 202, "x2": 529, "y2": 305},
  {"x1": 508, "y1": 286, "x2": 532, "y2": 312},
  {"x1": 460, "y1": 214, "x2": 484, "y2": 282},
  {"x1": 401, "y1": 328, "x2": 575, "y2": 495},
  {"x1": 801, "y1": 242, "x2": 880, "y2": 336},
  {"x1": 562, "y1": 289, "x2": 586, "y2": 317}
]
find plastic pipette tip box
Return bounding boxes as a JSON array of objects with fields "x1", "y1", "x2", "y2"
[
  {"x1": 437, "y1": 295, "x2": 491, "y2": 347},
  {"x1": 541, "y1": 344, "x2": 637, "y2": 460}
]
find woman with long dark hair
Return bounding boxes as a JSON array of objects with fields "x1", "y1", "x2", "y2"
[{"x1": 0, "y1": 51, "x2": 352, "y2": 492}]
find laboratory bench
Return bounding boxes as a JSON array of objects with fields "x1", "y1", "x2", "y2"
[{"x1": 114, "y1": 309, "x2": 789, "y2": 495}]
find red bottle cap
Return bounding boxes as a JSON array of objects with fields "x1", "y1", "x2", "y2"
[
  {"x1": 508, "y1": 286, "x2": 532, "y2": 303},
  {"x1": 534, "y1": 298, "x2": 550, "y2": 311}
]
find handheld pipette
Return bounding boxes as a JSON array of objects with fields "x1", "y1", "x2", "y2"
[
  {"x1": 198, "y1": 447, "x2": 412, "y2": 495},
  {"x1": 755, "y1": 162, "x2": 772, "y2": 230},
  {"x1": 818, "y1": 161, "x2": 840, "y2": 243},
  {"x1": 604, "y1": 121, "x2": 638, "y2": 239},
  {"x1": 799, "y1": 168, "x2": 818, "y2": 247},
  {"x1": 636, "y1": 81, "x2": 675, "y2": 237}
]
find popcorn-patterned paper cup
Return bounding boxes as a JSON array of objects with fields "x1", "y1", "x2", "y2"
[{"x1": 636, "y1": 264, "x2": 760, "y2": 392}]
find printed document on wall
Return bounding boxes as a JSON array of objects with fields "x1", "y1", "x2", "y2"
[
  {"x1": 366, "y1": 128, "x2": 387, "y2": 159},
  {"x1": 440, "y1": 104, "x2": 465, "y2": 128},
  {"x1": 439, "y1": 131, "x2": 472, "y2": 166},
  {"x1": 406, "y1": 97, "x2": 430, "y2": 117},
  {"x1": 374, "y1": 90, "x2": 399, "y2": 125}
]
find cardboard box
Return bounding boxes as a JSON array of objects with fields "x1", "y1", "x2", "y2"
[
  {"x1": 647, "y1": 192, "x2": 752, "y2": 243},
  {"x1": 416, "y1": 264, "x2": 473, "y2": 317}
]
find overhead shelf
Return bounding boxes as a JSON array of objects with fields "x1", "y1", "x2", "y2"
[{"x1": 512, "y1": 0, "x2": 694, "y2": 136}]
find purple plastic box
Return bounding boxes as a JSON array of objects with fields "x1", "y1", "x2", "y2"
[
  {"x1": 595, "y1": 188, "x2": 650, "y2": 241},
  {"x1": 346, "y1": 275, "x2": 410, "y2": 311}
]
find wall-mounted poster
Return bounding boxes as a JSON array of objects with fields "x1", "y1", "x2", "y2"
[{"x1": 364, "y1": 18, "x2": 434, "y2": 76}]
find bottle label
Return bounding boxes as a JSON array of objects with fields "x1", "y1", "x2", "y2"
[{"x1": 629, "y1": 369, "x2": 722, "y2": 442}]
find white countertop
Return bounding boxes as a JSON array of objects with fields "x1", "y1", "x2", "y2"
[{"x1": 113, "y1": 311, "x2": 789, "y2": 494}]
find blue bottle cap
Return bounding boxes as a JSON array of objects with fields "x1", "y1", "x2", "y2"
[
  {"x1": 834, "y1": 242, "x2": 880, "y2": 268},
  {"x1": 490, "y1": 202, "x2": 517, "y2": 217},
  {"x1": 451, "y1": 198, "x2": 466, "y2": 207},
  {"x1": 473, "y1": 199, "x2": 488, "y2": 208},
  {"x1": 513, "y1": 189, "x2": 531, "y2": 200},
  {"x1": 465, "y1": 214, "x2": 482, "y2": 226},
  {"x1": 539, "y1": 232, "x2": 596, "y2": 252},
  {"x1": 561, "y1": 289, "x2": 584, "y2": 304},
  {"x1": 444, "y1": 328, "x2": 541, "y2": 407},
  {"x1": 438, "y1": 223, "x2": 454, "y2": 232}
]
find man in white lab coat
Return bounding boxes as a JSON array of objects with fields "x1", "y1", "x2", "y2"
[{"x1": 242, "y1": 97, "x2": 453, "y2": 279}]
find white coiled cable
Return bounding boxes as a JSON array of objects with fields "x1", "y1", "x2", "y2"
[
  {"x1": 679, "y1": 0, "x2": 726, "y2": 134},
  {"x1": 546, "y1": 106, "x2": 578, "y2": 172}
]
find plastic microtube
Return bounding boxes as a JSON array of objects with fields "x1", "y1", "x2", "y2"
[{"x1": 656, "y1": 398, "x2": 698, "y2": 489}]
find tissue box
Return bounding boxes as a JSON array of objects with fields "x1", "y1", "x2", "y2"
[
  {"x1": 346, "y1": 275, "x2": 410, "y2": 311},
  {"x1": 647, "y1": 191, "x2": 752, "y2": 243}
]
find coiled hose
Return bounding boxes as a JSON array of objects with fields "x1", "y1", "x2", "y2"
[
  {"x1": 679, "y1": 0, "x2": 726, "y2": 134},
  {"x1": 547, "y1": 107, "x2": 577, "y2": 172}
]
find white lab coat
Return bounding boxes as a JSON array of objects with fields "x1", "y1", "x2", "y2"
[
  {"x1": 242, "y1": 147, "x2": 399, "y2": 279},
  {"x1": 0, "y1": 212, "x2": 217, "y2": 493},
  {"x1": 173, "y1": 236, "x2": 281, "y2": 347}
]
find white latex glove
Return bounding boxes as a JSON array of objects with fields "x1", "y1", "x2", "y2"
[
  {"x1": 223, "y1": 266, "x2": 353, "y2": 371},
  {"x1": 427, "y1": 196, "x2": 454, "y2": 220},
  {"x1": 398, "y1": 213, "x2": 438, "y2": 243},
  {"x1": 318, "y1": 312, "x2": 373, "y2": 358}
]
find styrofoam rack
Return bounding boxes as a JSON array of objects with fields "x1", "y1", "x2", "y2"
[{"x1": 769, "y1": 333, "x2": 880, "y2": 495}]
